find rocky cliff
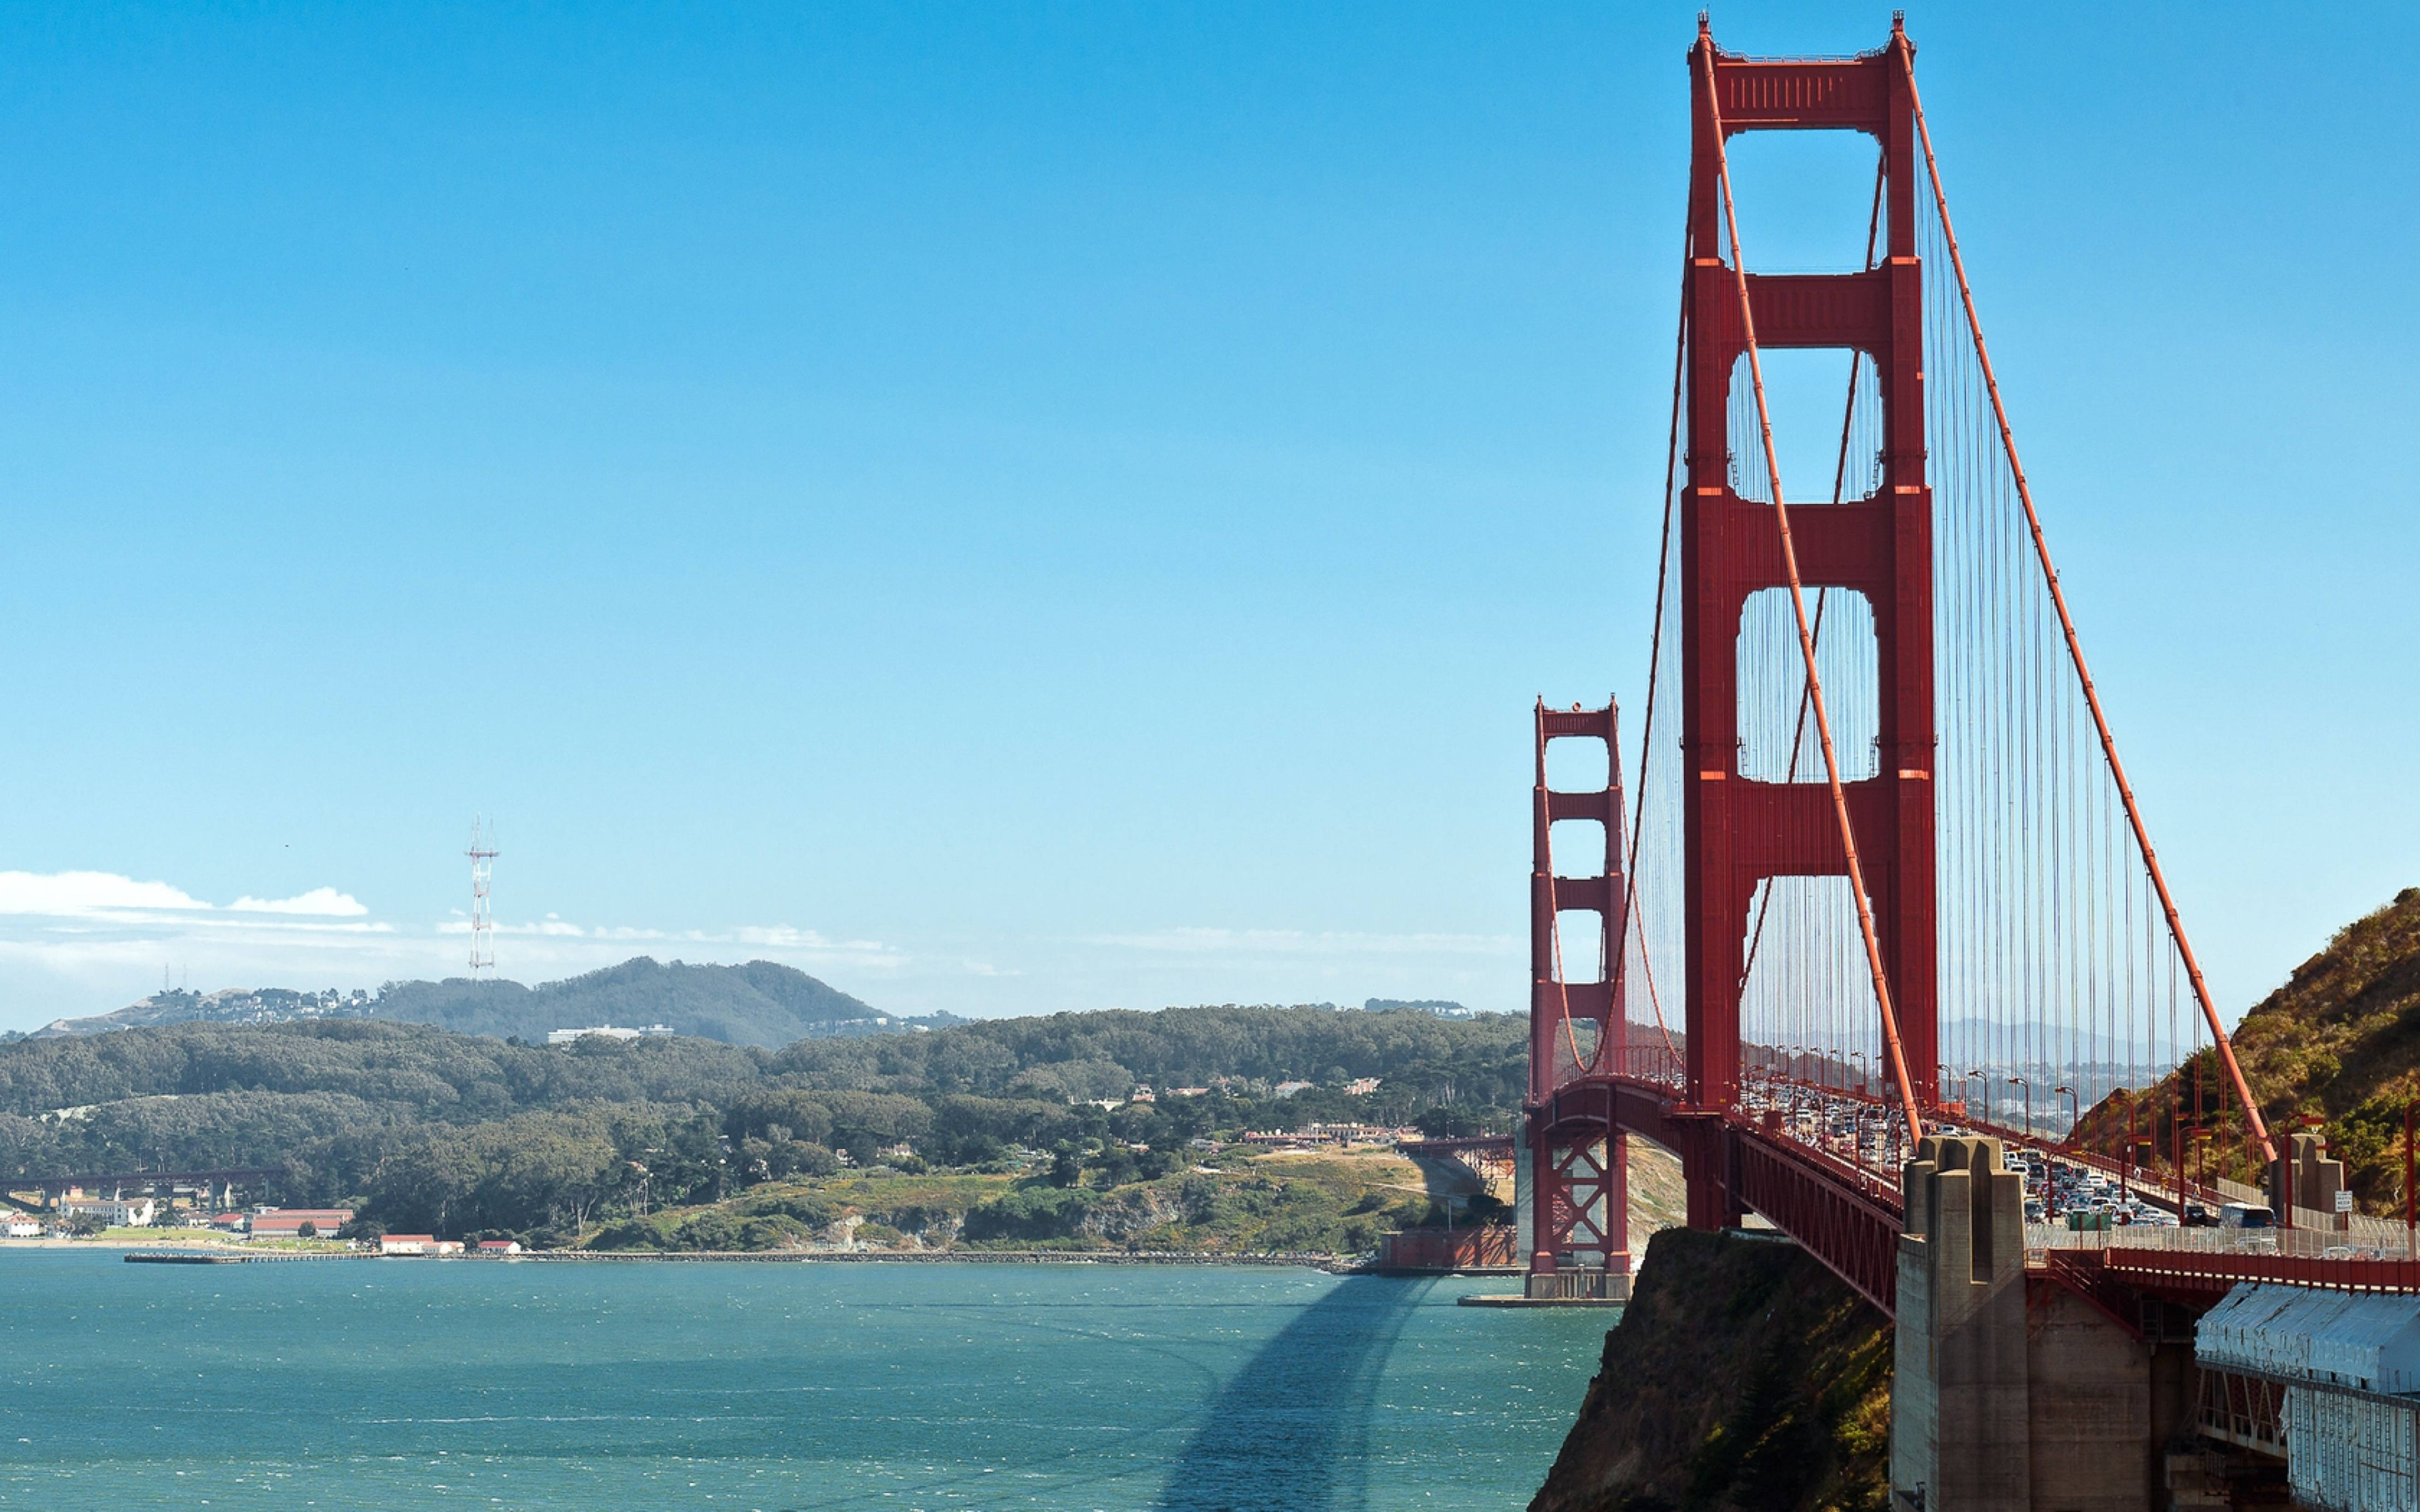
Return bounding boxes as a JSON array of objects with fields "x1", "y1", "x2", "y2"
[{"x1": 1530, "y1": 1227, "x2": 1892, "y2": 1512}]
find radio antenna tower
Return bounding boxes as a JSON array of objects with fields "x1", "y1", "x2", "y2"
[{"x1": 467, "y1": 817, "x2": 500, "y2": 977}]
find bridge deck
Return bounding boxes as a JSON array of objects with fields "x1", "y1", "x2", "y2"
[{"x1": 1566, "y1": 1072, "x2": 2420, "y2": 1320}]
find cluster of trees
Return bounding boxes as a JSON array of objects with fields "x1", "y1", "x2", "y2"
[
  {"x1": 0, "y1": 1003, "x2": 1527, "y2": 1244},
  {"x1": 768, "y1": 1004, "x2": 1529, "y2": 1118},
  {"x1": 0, "y1": 1019, "x2": 769, "y2": 1123}
]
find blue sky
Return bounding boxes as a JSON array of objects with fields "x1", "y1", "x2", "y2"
[{"x1": 0, "y1": 3, "x2": 2410, "y2": 1030}]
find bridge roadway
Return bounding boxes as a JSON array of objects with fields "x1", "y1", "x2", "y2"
[
  {"x1": 1534, "y1": 1070, "x2": 2420, "y2": 1325},
  {"x1": 9, "y1": 1168, "x2": 283, "y2": 1202}
]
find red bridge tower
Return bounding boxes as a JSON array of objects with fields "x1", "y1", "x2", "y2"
[
  {"x1": 1679, "y1": 28, "x2": 1939, "y2": 1225},
  {"x1": 1523, "y1": 699, "x2": 1629, "y2": 1298}
]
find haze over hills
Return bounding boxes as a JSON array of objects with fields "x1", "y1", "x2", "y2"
[{"x1": 25, "y1": 958, "x2": 962, "y2": 1048}]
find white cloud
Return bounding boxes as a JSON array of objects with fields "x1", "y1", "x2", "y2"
[
  {"x1": 0, "y1": 871, "x2": 210, "y2": 917},
  {"x1": 0, "y1": 871, "x2": 372, "y2": 923},
  {"x1": 229, "y1": 887, "x2": 370, "y2": 917}
]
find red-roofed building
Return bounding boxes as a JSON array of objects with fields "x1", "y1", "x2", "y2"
[
  {"x1": 476, "y1": 1240, "x2": 522, "y2": 1254},
  {"x1": 248, "y1": 1208, "x2": 354, "y2": 1240}
]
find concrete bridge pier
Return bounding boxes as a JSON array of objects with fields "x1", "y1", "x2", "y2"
[
  {"x1": 1891, "y1": 1135, "x2": 2204, "y2": 1512},
  {"x1": 1893, "y1": 1135, "x2": 2031, "y2": 1512}
]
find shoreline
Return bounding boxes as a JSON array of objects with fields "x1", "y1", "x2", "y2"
[
  {"x1": 523, "y1": 1248, "x2": 1356, "y2": 1267},
  {"x1": 87, "y1": 1243, "x2": 1364, "y2": 1271}
]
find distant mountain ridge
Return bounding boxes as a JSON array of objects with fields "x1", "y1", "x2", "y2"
[{"x1": 30, "y1": 958, "x2": 959, "y2": 1049}]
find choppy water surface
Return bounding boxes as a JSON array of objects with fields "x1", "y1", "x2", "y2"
[{"x1": 0, "y1": 1251, "x2": 1608, "y2": 1510}]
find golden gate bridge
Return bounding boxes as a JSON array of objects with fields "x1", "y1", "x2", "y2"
[{"x1": 1403, "y1": 18, "x2": 2420, "y2": 1508}]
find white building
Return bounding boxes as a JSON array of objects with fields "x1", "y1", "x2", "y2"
[
  {"x1": 59, "y1": 1197, "x2": 155, "y2": 1228},
  {"x1": 5, "y1": 1215, "x2": 43, "y2": 1239},
  {"x1": 546, "y1": 1024, "x2": 675, "y2": 1045},
  {"x1": 380, "y1": 1234, "x2": 465, "y2": 1255}
]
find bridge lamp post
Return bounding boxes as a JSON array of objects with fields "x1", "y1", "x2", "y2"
[
  {"x1": 2385, "y1": 1101, "x2": 2420, "y2": 1250},
  {"x1": 2007, "y1": 1076, "x2": 2030, "y2": 1142},
  {"x1": 2053, "y1": 1085, "x2": 2079, "y2": 1149},
  {"x1": 1849, "y1": 1050, "x2": 1868, "y2": 1098},
  {"x1": 1963, "y1": 1068, "x2": 1985, "y2": 1126},
  {"x1": 2116, "y1": 1089, "x2": 2141, "y2": 1206},
  {"x1": 2172, "y1": 1117, "x2": 2197, "y2": 1220}
]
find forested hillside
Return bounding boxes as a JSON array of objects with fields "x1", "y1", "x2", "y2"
[
  {"x1": 769, "y1": 1004, "x2": 1527, "y2": 1112},
  {"x1": 368, "y1": 958, "x2": 931, "y2": 1044},
  {"x1": 0, "y1": 1004, "x2": 1525, "y2": 1247}
]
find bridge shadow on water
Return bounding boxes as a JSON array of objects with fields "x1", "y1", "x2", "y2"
[{"x1": 1152, "y1": 1276, "x2": 1434, "y2": 1512}]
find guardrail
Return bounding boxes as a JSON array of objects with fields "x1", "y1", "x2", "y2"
[{"x1": 2024, "y1": 1224, "x2": 2414, "y2": 1261}]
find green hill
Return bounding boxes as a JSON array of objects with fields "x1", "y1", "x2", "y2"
[
  {"x1": 368, "y1": 958, "x2": 944, "y2": 1046},
  {"x1": 2073, "y1": 886, "x2": 2420, "y2": 1211},
  {"x1": 30, "y1": 957, "x2": 955, "y2": 1049}
]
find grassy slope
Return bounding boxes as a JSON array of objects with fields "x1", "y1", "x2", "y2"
[
  {"x1": 590, "y1": 1141, "x2": 1694, "y2": 1257},
  {"x1": 2069, "y1": 887, "x2": 2420, "y2": 1212},
  {"x1": 1629, "y1": 1140, "x2": 1688, "y2": 1235},
  {"x1": 579, "y1": 1148, "x2": 1440, "y2": 1254},
  {"x1": 2220, "y1": 887, "x2": 2420, "y2": 1210}
]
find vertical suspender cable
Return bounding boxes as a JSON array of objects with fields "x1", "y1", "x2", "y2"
[
  {"x1": 1895, "y1": 37, "x2": 2274, "y2": 1168},
  {"x1": 1611, "y1": 214, "x2": 1698, "y2": 1075},
  {"x1": 1698, "y1": 44, "x2": 1924, "y2": 1150}
]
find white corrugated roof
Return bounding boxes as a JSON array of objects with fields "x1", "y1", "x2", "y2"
[{"x1": 2199, "y1": 1283, "x2": 2420, "y2": 1394}]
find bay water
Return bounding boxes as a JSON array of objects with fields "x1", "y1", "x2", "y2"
[{"x1": 0, "y1": 1250, "x2": 1609, "y2": 1510}]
